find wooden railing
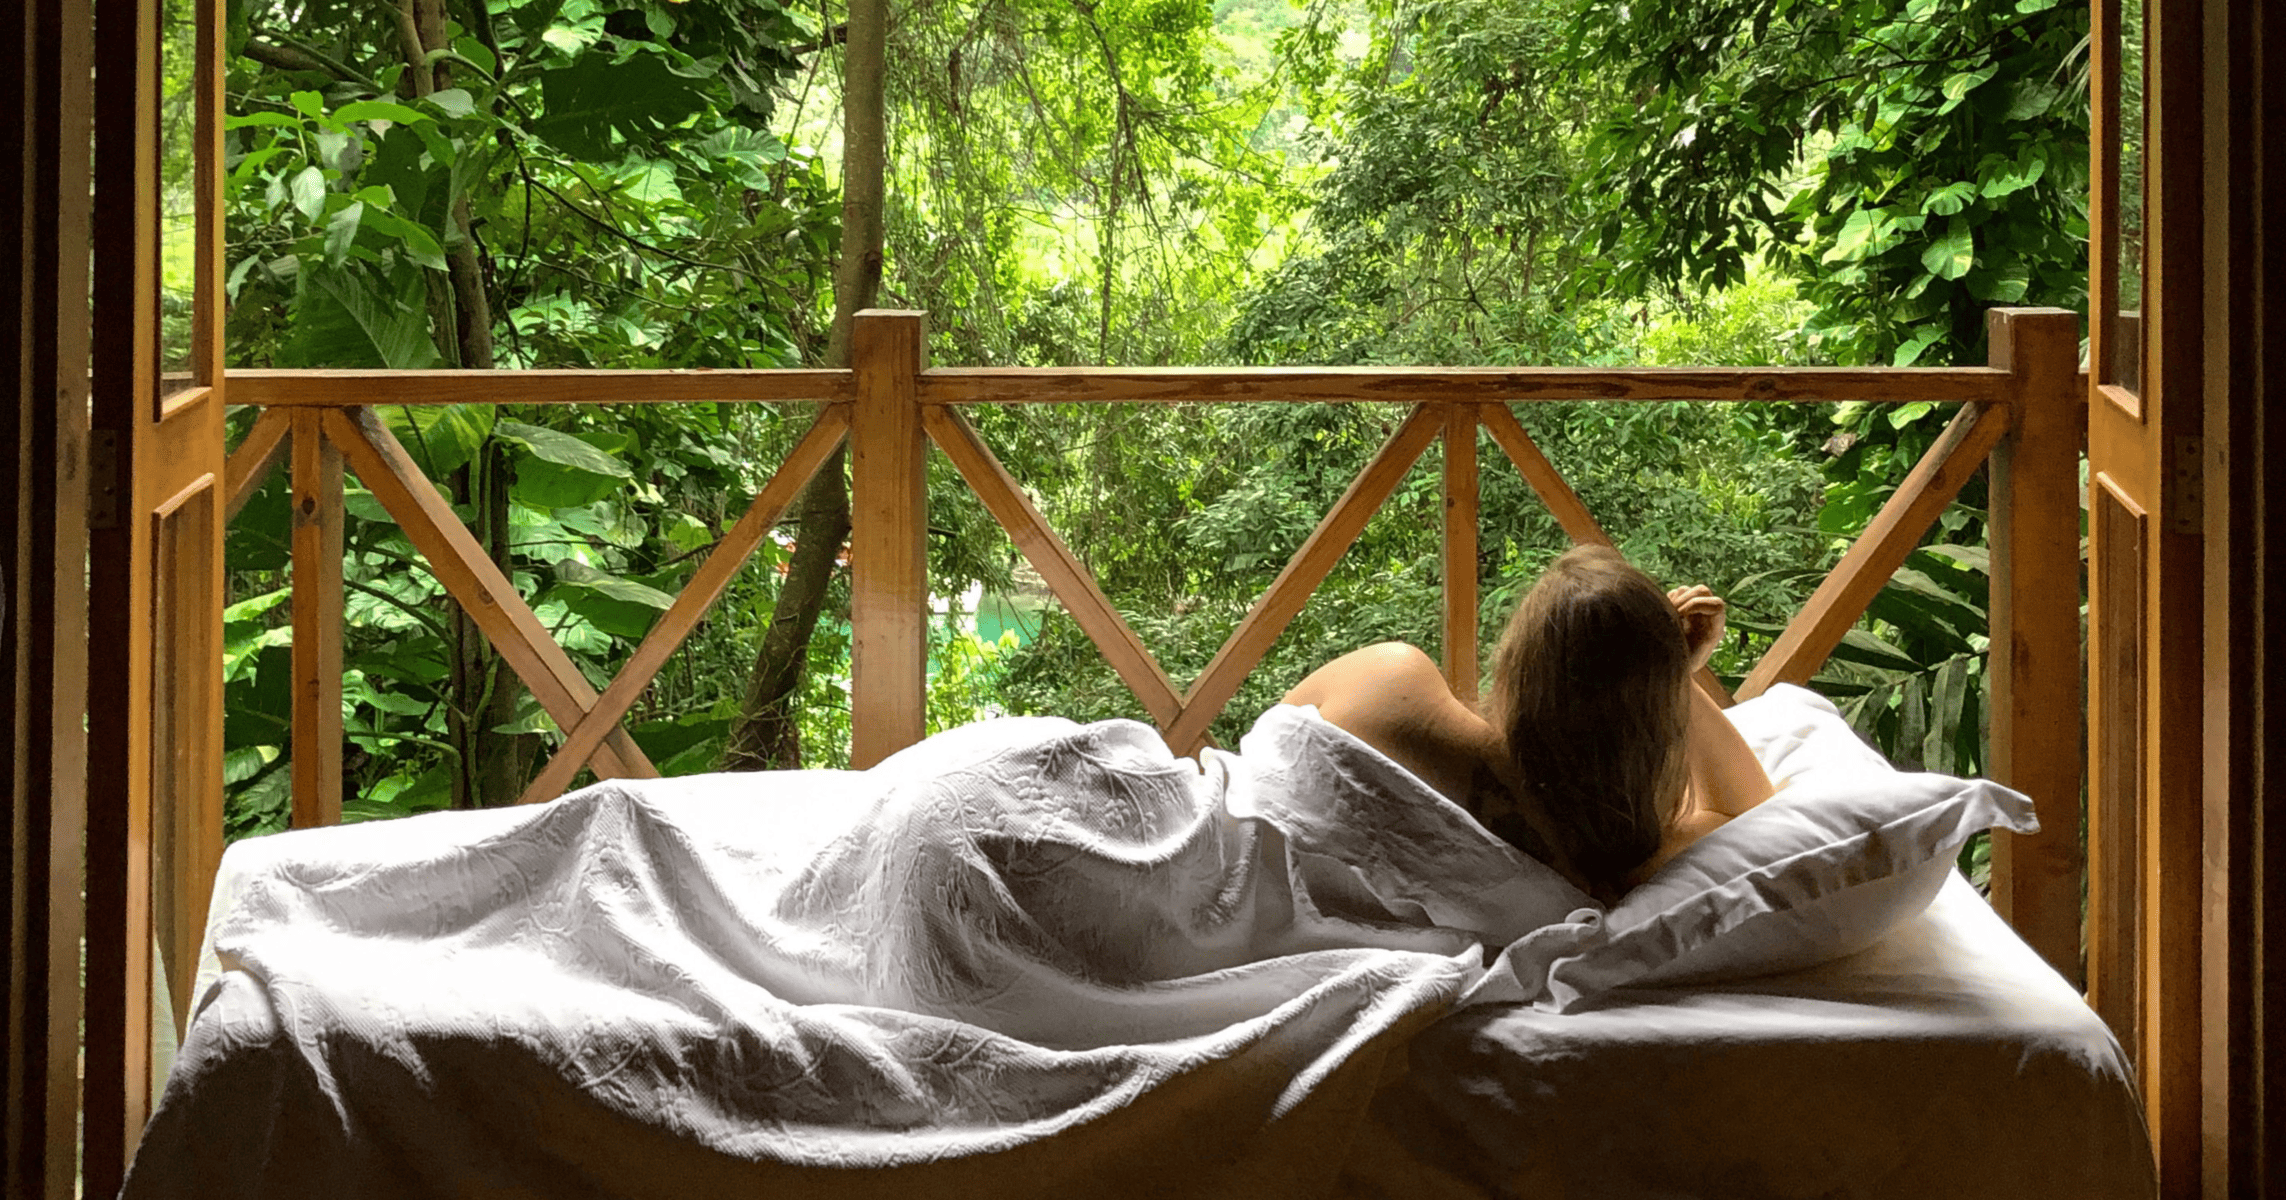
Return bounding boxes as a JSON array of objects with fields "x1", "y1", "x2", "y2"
[{"x1": 215, "y1": 305, "x2": 2087, "y2": 985}]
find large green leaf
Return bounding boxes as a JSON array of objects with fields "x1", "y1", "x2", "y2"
[
  {"x1": 289, "y1": 165, "x2": 326, "y2": 222},
  {"x1": 281, "y1": 263, "x2": 441, "y2": 370},
  {"x1": 495, "y1": 420, "x2": 633, "y2": 478},
  {"x1": 1920, "y1": 216, "x2": 1975, "y2": 281},
  {"x1": 332, "y1": 99, "x2": 431, "y2": 127},
  {"x1": 1895, "y1": 675, "x2": 1928, "y2": 767},
  {"x1": 1924, "y1": 656, "x2": 1971, "y2": 772},
  {"x1": 1978, "y1": 149, "x2": 2049, "y2": 199},
  {"x1": 223, "y1": 644, "x2": 295, "y2": 749},
  {"x1": 424, "y1": 88, "x2": 477, "y2": 119},
  {"x1": 323, "y1": 200, "x2": 364, "y2": 264},
  {"x1": 629, "y1": 712, "x2": 731, "y2": 775},
  {"x1": 552, "y1": 559, "x2": 673, "y2": 638},
  {"x1": 363, "y1": 126, "x2": 441, "y2": 231},
  {"x1": 1827, "y1": 628, "x2": 1923, "y2": 674},
  {"x1": 1887, "y1": 566, "x2": 1987, "y2": 627},
  {"x1": 379, "y1": 403, "x2": 494, "y2": 477},
  {"x1": 1916, "y1": 543, "x2": 1992, "y2": 575},
  {"x1": 1920, "y1": 181, "x2": 1977, "y2": 218},
  {"x1": 497, "y1": 420, "x2": 633, "y2": 508},
  {"x1": 531, "y1": 50, "x2": 710, "y2": 159}
]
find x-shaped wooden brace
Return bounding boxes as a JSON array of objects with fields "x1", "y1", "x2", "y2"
[
  {"x1": 924, "y1": 401, "x2": 1631, "y2": 755},
  {"x1": 225, "y1": 394, "x2": 2005, "y2": 796},
  {"x1": 924, "y1": 397, "x2": 2004, "y2": 755},
  {"x1": 320, "y1": 406, "x2": 660, "y2": 782}
]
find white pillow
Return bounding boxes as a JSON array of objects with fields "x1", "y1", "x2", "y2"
[{"x1": 1471, "y1": 684, "x2": 2038, "y2": 1011}]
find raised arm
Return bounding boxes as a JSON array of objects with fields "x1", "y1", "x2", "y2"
[{"x1": 1669, "y1": 586, "x2": 1774, "y2": 820}]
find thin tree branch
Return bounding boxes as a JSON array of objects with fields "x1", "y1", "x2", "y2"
[
  {"x1": 518, "y1": 160, "x2": 749, "y2": 276},
  {"x1": 242, "y1": 36, "x2": 380, "y2": 90},
  {"x1": 786, "y1": 22, "x2": 850, "y2": 55}
]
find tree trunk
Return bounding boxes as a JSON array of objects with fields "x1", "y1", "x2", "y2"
[
  {"x1": 444, "y1": 443, "x2": 540, "y2": 807},
  {"x1": 718, "y1": 452, "x2": 850, "y2": 770},
  {"x1": 407, "y1": 0, "x2": 516, "y2": 802},
  {"x1": 398, "y1": 0, "x2": 495, "y2": 370},
  {"x1": 721, "y1": 0, "x2": 889, "y2": 770}
]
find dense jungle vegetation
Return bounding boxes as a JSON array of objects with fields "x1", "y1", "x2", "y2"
[{"x1": 195, "y1": 0, "x2": 2090, "y2": 848}]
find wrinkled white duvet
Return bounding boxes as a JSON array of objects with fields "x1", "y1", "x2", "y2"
[{"x1": 125, "y1": 708, "x2": 1593, "y2": 1200}]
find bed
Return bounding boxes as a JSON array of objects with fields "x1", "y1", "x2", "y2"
[
  {"x1": 1343, "y1": 873, "x2": 2154, "y2": 1198},
  {"x1": 120, "y1": 688, "x2": 2153, "y2": 1199}
]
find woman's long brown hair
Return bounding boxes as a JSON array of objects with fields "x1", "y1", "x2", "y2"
[{"x1": 1487, "y1": 546, "x2": 1691, "y2": 901}]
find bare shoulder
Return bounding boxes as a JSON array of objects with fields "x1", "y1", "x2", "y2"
[
  {"x1": 1283, "y1": 641, "x2": 1451, "y2": 721},
  {"x1": 1283, "y1": 642, "x2": 1495, "y2": 804}
]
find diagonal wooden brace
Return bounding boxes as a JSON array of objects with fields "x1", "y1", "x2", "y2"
[
  {"x1": 1163, "y1": 404, "x2": 1444, "y2": 754},
  {"x1": 1479, "y1": 403, "x2": 1615, "y2": 548},
  {"x1": 225, "y1": 407, "x2": 292, "y2": 521},
  {"x1": 1479, "y1": 402, "x2": 1731, "y2": 705},
  {"x1": 323, "y1": 407, "x2": 656, "y2": 781},
  {"x1": 1737, "y1": 400, "x2": 2013, "y2": 700},
  {"x1": 923, "y1": 405, "x2": 1186, "y2": 729},
  {"x1": 515, "y1": 406, "x2": 853, "y2": 805}
]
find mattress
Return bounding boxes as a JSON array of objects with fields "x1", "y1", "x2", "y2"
[{"x1": 1340, "y1": 873, "x2": 2156, "y2": 1199}]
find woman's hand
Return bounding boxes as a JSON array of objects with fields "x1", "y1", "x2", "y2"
[{"x1": 1667, "y1": 585, "x2": 1726, "y2": 674}]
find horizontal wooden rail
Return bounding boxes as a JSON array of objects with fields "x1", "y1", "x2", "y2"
[
  {"x1": 229, "y1": 367, "x2": 856, "y2": 406},
  {"x1": 917, "y1": 366, "x2": 2010, "y2": 405},
  {"x1": 224, "y1": 365, "x2": 2010, "y2": 410}
]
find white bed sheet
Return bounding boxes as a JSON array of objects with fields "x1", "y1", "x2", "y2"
[{"x1": 1339, "y1": 873, "x2": 2156, "y2": 1199}]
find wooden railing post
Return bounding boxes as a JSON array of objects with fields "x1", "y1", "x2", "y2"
[
  {"x1": 1442, "y1": 404, "x2": 1480, "y2": 701},
  {"x1": 289, "y1": 409, "x2": 343, "y2": 827},
  {"x1": 1984, "y1": 306, "x2": 2085, "y2": 983},
  {"x1": 849, "y1": 311, "x2": 928, "y2": 768}
]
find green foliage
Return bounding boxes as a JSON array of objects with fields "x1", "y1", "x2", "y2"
[
  {"x1": 224, "y1": 399, "x2": 831, "y2": 824},
  {"x1": 1232, "y1": 0, "x2": 1636, "y2": 366},
  {"x1": 218, "y1": 0, "x2": 2058, "y2": 843},
  {"x1": 225, "y1": 0, "x2": 836, "y2": 373},
  {"x1": 1560, "y1": 0, "x2": 2090, "y2": 366},
  {"x1": 872, "y1": 0, "x2": 1305, "y2": 368}
]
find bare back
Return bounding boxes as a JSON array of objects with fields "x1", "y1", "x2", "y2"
[{"x1": 1283, "y1": 640, "x2": 1773, "y2": 893}]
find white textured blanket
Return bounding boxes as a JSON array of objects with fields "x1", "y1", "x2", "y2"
[{"x1": 126, "y1": 708, "x2": 1591, "y2": 1200}]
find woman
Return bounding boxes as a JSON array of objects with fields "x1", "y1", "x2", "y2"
[{"x1": 1283, "y1": 545, "x2": 1774, "y2": 902}]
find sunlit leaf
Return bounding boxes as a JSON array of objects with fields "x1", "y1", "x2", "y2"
[
  {"x1": 225, "y1": 112, "x2": 304, "y2": 130},
  {"x1": 500, "y1": 423, "x2": 627, "y2": 488},
  {"x1": 425, "y1": 88, "x2": 478, "y2": 119},
  {"x1": 552, "y1": 559, "x2": 673, "y2": 638},
  {"x1": 333, "y1": 100, "x2": 430, "y2": 127},
  {"x1": 1920, "y1": 216, "x2": 1974, "y2": 281},
  {"x1": 379, "y1": 403, "x2": 494, "y2": 476},
  {"x1": 289, "y1": 165, "x2": 326, "y2": 223},
  {"x1": 323, "y1": 200, "x2": 364, "y2": 264},
  {"x1": 1920, "y1": 181, "x2": 1977, "y2": 217}
]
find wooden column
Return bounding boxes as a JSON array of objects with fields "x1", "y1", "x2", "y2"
[
  {"x1": 6, "y1": 0, "x2": 93, "y2": 1189},
  {"x1": 1984, "y1": 306, "x2": 2086, "y2": 983},
  {"x1": 848, "y1": 310, "x2": 927, "y2": 768},
  {"x1": 82, "y1": 0, "x2": 161, "y2": 1182},
  {"x1": 289, "y1": 409, "x2": 342, "y2": 827},
  {"x1": 2198, "y1": 0, "x2": 2284, "y2": 1191},
  {"x1": 1442, "y1": 404, "x2": 1480, "y2": 701}
]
